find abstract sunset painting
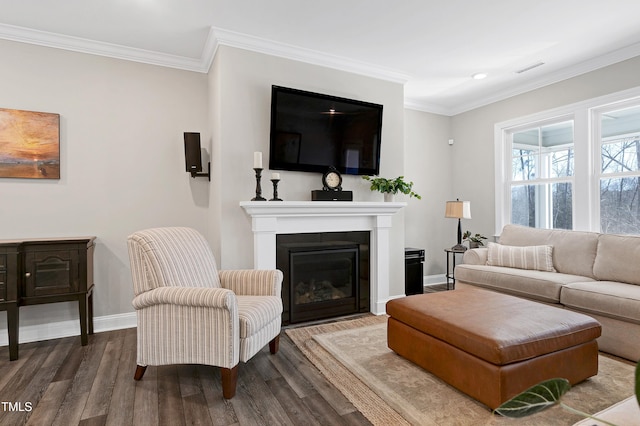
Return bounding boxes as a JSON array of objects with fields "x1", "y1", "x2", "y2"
[{"x1": 0, "y1": 108, "x2": 60, "y2": 179}]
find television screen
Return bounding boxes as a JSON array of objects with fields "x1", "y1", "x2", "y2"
[{"x1": 269, "y1": 86, "x2": 382, "y2": 176}]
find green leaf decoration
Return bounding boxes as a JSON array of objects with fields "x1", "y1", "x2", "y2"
[
  {"x1": 361, "y1": 175, "x2": 422, "y2": 199},
  {"x1": 494, "y1": 378, "x2": 571, "y2": 418}
]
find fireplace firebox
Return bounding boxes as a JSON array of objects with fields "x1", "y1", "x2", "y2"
[{"x1": 277, "y1": 232, "x2": 369, "y2": 324}]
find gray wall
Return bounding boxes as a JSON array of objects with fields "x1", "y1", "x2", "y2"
[
  {"x1": 449, "y1": 55, "x2": 640, "y2": 242},
  {"x1": 0, "y1": 39, "x2": 211, "y2": 332},
  {"x1": 403, "y1": 109, "x2": 452, "y2": 276}
]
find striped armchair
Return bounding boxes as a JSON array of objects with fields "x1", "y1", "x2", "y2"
[{"x1": 127, "y1": 227, "x2": 283, "y2": 399}]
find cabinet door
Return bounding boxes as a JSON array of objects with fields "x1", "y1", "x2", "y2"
[
  {"x1": 0, "y1": 254, "x2": 6, "y2": 302},
  {"x1": 24, "y1": 249, "x2": 80, "y2": 297}
]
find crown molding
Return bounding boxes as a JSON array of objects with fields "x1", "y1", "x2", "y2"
[
  {"x1": 0, "y1": 22, "x2": 409, "y2": 84},
  {"x1": 0, "y1": 23, "x2": 216, "y2": 73},
  {"x1": 2, "y1": 21, "x2": 638, "y2": 115},
  {"x1": 403, "y1": 98, "x2": 453, "y2": 116},
  {"x1": 200, "y1": 28, "x2": 219, "y2": 72},
  {"x1": 409, "y1": 41, "x2": 640, "y2": 116},
  {"x1": 211, "y1": 27, "x2": 410, "y2": 84}
]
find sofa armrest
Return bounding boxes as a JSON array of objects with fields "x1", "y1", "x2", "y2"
[
  {"x1": 462, "y1": 248, "x2": 488, "y2": 265},
  {"x1": 132, "y1": 286, "x2": 236, "y2": 310},
  {"x1": 219, "y1": 269, "x2": 283, "y2": 296}
]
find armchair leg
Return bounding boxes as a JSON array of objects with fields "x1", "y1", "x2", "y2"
[
  {"x1": 134, "y1": 365, "x2": 147, "y2": 381},
  {"x1": 221, "y1": 365, "x2": 239, "y2": 399},
  {"x1": 269, "y1": 334, "x2": 280, "y2": 354}
]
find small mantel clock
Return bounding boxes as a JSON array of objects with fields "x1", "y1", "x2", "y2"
[
  {"x1": 311, "y1": 166, "x2": 353, "y2": 201},
  {"x1": 322, "y1": 166, "x2": 343, "y2": 191}
]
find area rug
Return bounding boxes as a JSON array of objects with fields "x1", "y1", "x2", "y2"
[{"x1": 286, "y1": 315, "x2": 637, "y2": 426}]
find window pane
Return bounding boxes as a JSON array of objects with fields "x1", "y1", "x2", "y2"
[
  {"x1": 512, "y1": 150, "x2": 537, "y2": 181},
  {"x1": 541, "y1": 121, "x2": 573, "y2": 148},
  {"x1": 513, "y1": 128, "x2": 539, "y2": 146},
  {"x1": 601, "y1": 105, "x2": 640, "y2": 139},
  {"x1": 550, "y1": 149, "x2": 574, "y2": 178},
  {"x1": 511, "y1": 120, "x2": 574, "y2": 182},
  {"x1": 511, "y1": 185, "x2": 536, "y2": 227},
  {"x1": 552, "y1": 182, "x2": 573, "y2": 229},
  {"x1": 511, "y1": 183, "x2": 572, "y2": 229},
  {"x1": 600, "y1": 177, "x2": 640, "y2": 234},
  {"x1": 601, "y1": 138, "x2": 640, "y2": 173}
]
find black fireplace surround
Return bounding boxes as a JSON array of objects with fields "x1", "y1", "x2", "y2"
[{"x1": 276, "y1": 231, "x2": 370, "y2": 324}]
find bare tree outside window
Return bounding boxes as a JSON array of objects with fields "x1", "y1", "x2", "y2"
[{"x1": 600, "y1": 136, "x2": 640, "y2": 234}]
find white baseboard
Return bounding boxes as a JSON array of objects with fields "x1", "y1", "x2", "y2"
[
  {"x1": 95, "y1": 312, "x2": 137, "y2": 333},
  {"x1": 425, "y1": 274, "x2": 446, "y2": 286},
  {"x1": 0, "y1": 312, "x2": 137, "y2": 347}
]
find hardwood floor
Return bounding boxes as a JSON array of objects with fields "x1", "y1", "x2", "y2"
[
  {"x1": 0, "y1": 326, "x2": 372, "y2": 425},
  {"x1": 423, "y1": 283, "x2": 449, "y2": 293}
]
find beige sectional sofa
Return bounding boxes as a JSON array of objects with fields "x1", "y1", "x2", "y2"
[{"x1": 455, "y1": 224, "x2": 640, "y2": 362}]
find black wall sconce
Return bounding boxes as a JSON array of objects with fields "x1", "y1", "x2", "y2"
[{"x1": 184, "y1": 132, "x2": 210, "y2": 181}]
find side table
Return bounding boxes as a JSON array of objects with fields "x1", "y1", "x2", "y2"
[
  {"x1": 444, "y1": 248, "x2": 466, "y2": 290},
  {"x1": 0, "y1": 243, "x2": 19, "y2": 360},
  {"x1": 0, "y1": 237, "x2": 95, "y2": 360}
]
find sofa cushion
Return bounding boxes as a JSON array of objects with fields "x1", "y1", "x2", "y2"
[
  {"x1": 455, "y1": 264, "x2": 595, "y2": 304},
  {"x1": 462, "y1": 247, "x2": 488, "y2": 265},
  {"x1": 498, "y1": 225, "x2": 598, "y2": 278},
  {"x1": 593, "y1": 234, "x2": 640, "y2": 286},
  {"x1": 486, "y1": 242, "x2": 555, "y2": 272},
  {"x1": 561, "y1": 281, "x2": 640, "y2": 324}
]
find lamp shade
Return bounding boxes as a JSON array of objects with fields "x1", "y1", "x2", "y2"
[{"x1": 445, "y1": 200, "x2": 471, "y2": 219}]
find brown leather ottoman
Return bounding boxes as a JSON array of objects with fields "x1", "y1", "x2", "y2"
[{"x1": 386, "y1": 287, "x2": 602, "y2": 409}]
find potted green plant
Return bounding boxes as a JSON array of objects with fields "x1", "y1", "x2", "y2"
[
  {"x1": 362, "y1": 175, "x2": 421, "y2": 201},
  {"x1": 462, "y1": 231, "x2": 487, "y2": 249}
]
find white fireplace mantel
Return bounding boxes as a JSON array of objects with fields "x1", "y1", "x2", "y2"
[{"x1": 239, "y1": 201, "x2": 406, "y2": 314}]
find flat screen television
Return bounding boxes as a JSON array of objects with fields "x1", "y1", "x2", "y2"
[{"x1": 269, "y1": 85, "x2": 383, "y2": 176}]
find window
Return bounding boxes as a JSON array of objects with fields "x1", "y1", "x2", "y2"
[
  {"x1": 495, "y1": 88, "x2": 640, "y2": 234},
  {"x1": 596, "y1": 104, "x2": 640, "y2": 234},
  {"x1": 508, "y1": 120, "x2": 574, "y2": 229}
]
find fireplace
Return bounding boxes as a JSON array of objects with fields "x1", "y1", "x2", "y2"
[
  {"x1": 240, "y1": 201, "x2": 405, "y2": 315},
  {"x1": 277, "y1": 232, "x2": 369, "y2": 324}
]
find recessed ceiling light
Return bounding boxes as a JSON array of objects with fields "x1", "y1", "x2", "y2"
[{"x1": 472, "y1": 73, "x2": 487, "y2": 80}]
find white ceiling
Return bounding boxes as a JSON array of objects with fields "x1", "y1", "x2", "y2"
[{"x1": 2, "y1": 0, "x2": 640, "y2": 115}]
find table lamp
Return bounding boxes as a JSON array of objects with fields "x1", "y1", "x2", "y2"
[{"x1": 445, "y1": 199, "x2": 471, "y2": 251}]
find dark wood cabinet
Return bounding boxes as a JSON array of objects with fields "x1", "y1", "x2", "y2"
[
  {"x1": 0, "y1": 243, "x2": 19, "y2": 361},
  {"x1": 0, "y1": 237, "x2": 95, "y2": 360}
]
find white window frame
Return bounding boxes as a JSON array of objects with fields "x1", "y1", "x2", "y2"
[
  {"x1": 591, "y1": 98, "x2": 640, "y2": 232},
  {"x1": 507, "y1": 117, "x2": 575, "y2": 229},
  {"x1": 494, "y1": 86, "x2": 640, "y2": 235}
]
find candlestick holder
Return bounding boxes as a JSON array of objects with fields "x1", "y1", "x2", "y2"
[
  {"x1": 270, "y1": 179, "x2": 283, "y2": 201},
  {"x1": 251, "y1": 168, "x2": 267, "y2": 201}
]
